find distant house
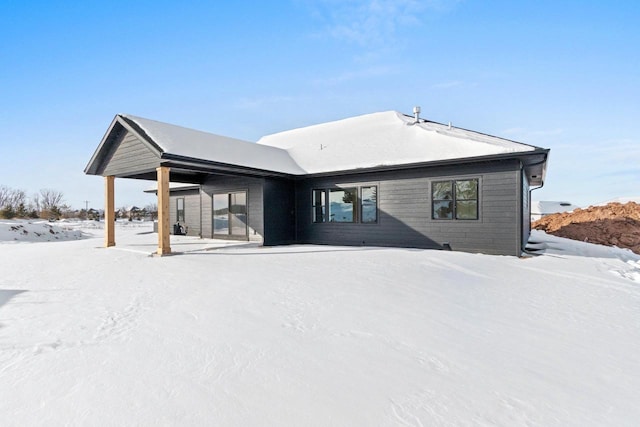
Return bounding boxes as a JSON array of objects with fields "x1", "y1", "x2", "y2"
[
  {"x1": 85, "y1": 110, "x2": 549, "y2": 256},
  {"x1": 531, "y1": 201, "x2": 579, "y2": 221},
  {"x1": 117, "y1": 205, "x2": 142, "y2": 220}
]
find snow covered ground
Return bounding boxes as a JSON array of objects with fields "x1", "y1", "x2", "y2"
[{"x1": 1, "y1": 220, "x2": 639, "y2": 426}]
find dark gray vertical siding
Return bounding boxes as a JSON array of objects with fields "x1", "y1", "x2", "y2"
[
  {"x1": 521, "y1": 170, "x2": 531, "y2": 250},
  {"x1": 263, "y1": 178, "x2": 296, "y2": 245},
  {"x1": 295, "y1": 160, "x2": 522, "y2": 255},
  {"x1": 201, "y1": 175, "x2": 264, "y2": 242},
  {"x1": 103, "y1": 131, "x2": 160, "y2": 176},
  {"x1": 466, "y1": 171, "x2": 519, "y2": 255},
  {"x1": 169, "y1": 189, "x2": 201, "y2": 236},
  {"x1": 201, "y1": 190, "x2": 212, "y2": 238},
  {"x1": 185, "y1": 193, "x2": 201, "y2": 237}
]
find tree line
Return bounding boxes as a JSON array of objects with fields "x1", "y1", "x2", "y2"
[
  {"x1": 0, "y1": 186, "x2": 66, "y2": 219},
  {"x1": 0, "y1": 185, "x2": 158, "y2": 221}
]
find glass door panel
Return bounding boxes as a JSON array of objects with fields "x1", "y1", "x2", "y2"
[
  {"x1": 213, "y1": 194, "x2": 229, "y2": 235},
  {"x1": 213, "y1": 191, "x2": 247, "y2": 237},
  {"x1": 229, "y1": 192, "x2": 247, "y2": 236}
]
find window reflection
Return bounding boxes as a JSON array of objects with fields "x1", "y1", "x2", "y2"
[
  {"x1": 329, "y1": 188, "x2": 356, "y2": 222},
  {"x1": 361, "y1": 186, "x2": 377, "y2": 223},
  {"x1": 213, "y1": 194, "x2": 229, "y2": 234},
  {"x1": 432, "y1": 179, "x2": 478, "y2": 220},
  {"x1": 213, "y1": 191, "x2": 247, "y2": 236},
  {"x1": 312, "y1": 189, "x2": 325, "y2": 223}
]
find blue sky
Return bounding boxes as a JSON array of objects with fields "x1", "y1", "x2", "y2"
[{"x1": 1, "y1": 0, "x2": 638, "y2": 209}]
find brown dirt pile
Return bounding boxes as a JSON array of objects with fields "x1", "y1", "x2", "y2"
[{"x1": 532, "y1": 202, "x2": 640, "y2": 254}]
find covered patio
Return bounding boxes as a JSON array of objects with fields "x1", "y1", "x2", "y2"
[
  {"x1": 84, "y1": 113, "x2": 298, "y2": 255},
  {"x1": 102, "y1": 223, "x2": 259, "y2": 256}
]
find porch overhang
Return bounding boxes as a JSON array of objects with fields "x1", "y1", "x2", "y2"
[
  {"x1": 84, "y1": 113, "x2": 299, "y2": 256},
  {"x1": 85, "y1": 115, "x2": 297, "y2": 183}
]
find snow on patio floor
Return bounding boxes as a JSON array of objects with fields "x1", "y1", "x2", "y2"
[{"x1": 0, "y1": 221, "x2": 639, "y2": 426}]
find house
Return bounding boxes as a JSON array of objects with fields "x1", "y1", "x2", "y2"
[
  {"x1": 531, "y1": 201, "x2": 579, "y2": 221},
  {"x1": 117, "y1": 205, "x2": 143, "y2": 220},
  {"x1": 85, "y1": 109, "x2": 549, "y2": 256}
]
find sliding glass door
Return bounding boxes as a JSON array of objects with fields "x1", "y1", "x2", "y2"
[
  {"x1": 213, "y1": 191, "x2": 247, "y2": 238},
  {"x1": 213, "y1": 194, "x2": 229, "y2": 235},
  {"x1": 229, "y1": 192, "x2": 247, "y2": 235}
]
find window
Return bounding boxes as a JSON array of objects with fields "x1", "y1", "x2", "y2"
[
  {"x1": 229, "y1": 192, "x2": 247, "y2": 235},
  {"x1": 213, "y1": 191, "x2": 247, "y2": 236},
  {"x1": 361, "y1": 186, "x2": 377, "y2": 223},
  {"x1": 432, "y1": 179, "x2": 478, "y2": 220},
  {"x1": 329, "y1": 188, "x2": 356, "y2": 222},
  {"x1": 312, "y1": 189, "x2": 325, "y2": 223},
  {"x1": 176, "y1": 198, "x2": 185, "y2": 223},
  {"x1": 312, "y1": 185, "x2": 377, "y2": 224},
  {"x1": 213, "y1": 194, "x2": 229, "y2": 234}
]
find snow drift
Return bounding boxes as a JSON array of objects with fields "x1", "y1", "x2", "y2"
[{"x1": 0, "y1": 223, "x2": 639, "y2": 426}]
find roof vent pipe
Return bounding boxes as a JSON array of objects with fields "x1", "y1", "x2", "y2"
[{"x1": 413, "y1": 106, "x2": 421, "y2": 123}]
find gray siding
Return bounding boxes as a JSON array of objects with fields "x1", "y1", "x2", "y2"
[
  {"x1": 103, "y1": 131, "x2": 160, "y2": 176},
  {"x1": 263, "y1": 178, "x2": 296, "y2": 245},
  {"x1": 201, "y1": 175, "x2": 264, "y2": 242},
  {"x1": 521, "y1": 170, "x2": 530, "y2": 250},
  {"x1": 169, "y1": 189, "x2": 201, "y2": 236},
  {"x1": 295, "y1": 160, "x2": 523, "y2": 256}
]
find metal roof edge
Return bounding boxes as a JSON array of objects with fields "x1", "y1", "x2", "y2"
[
  {"x1": 161, "y1": 153, "x2": 297, "y2": 178},
  {"x1": 294, "y1": 150, "x2": 549, "y2": 179},
  {"x1": 84, "y1": 115, "x2": 121, "y2": 175},
  {"x1": 143, "y1": 184, "x2": 201, "y2": 194},
  {"x1": 399, "y1": 113, "x2": 548, "y2": 151},
  {"x1": 117, "y1": 115, "x2": 165, "y2": 155}
]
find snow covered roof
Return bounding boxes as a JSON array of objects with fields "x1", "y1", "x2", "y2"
[
  {"x1": 120, "y1": 114, "x2": 306, "y2": 175},
  {"x1": 257, "y1": 111, "x2": 541, "y2": 174},
  {"x1": 87, "y1": 110, "x2": 547, "y2": 180},
  {"x1": 532, "y1": 201, "x2": 580, "y2": 215}
]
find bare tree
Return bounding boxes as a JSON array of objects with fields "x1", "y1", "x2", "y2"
[
  {"x1": 0, "y1": 186, "x2": 28, "y2": 218},
  {"x1": 118, "y1": 206, "x2": 129, "y2": 219},
  {"x1": 30, "y1": 192, "x2": 41, "y2": 214},
  {"x1": 144, "y1": 203, "x2": 158, "y2": 220},
  {"x1": 10, "y1": 189, "x2": 26, "y2": 209},
  {"x1": 29, "y1": 193, "x2": 42, "y2": 217},
  {"x1": 39, "y1": 188, "x2": 65, "y2": 219},
  {"x1": 0, "y1": 186, "x2": 24, "y2": 207},
  {"x1": 39, "y1": 189, "x2": 64, "y2": 210},
  {"x1": 0, "y1": 185, "x2": 10, "y2": 208}
]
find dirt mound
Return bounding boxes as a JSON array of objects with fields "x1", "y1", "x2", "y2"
[{"x1": 532, "y1": 202, "x2": 640, "y2": 254}]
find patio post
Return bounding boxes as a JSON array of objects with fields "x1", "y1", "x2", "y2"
[
  {"x1": 157, "y1": 166, "x2": 171, "y2": 255},
  {"x1": 104, "y1": 176, "x2": 115, "y2": 247}
]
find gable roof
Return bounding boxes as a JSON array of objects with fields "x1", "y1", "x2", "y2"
[
  {"x1": 84, "y1": 114, "x2": 305, "y2": 179},
  {"x1": 119, "y1": 114, "x2": 305, "y2": 175},
  {"x1": 532, "y1": 201, "x2": 580, "y2": 215}
]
